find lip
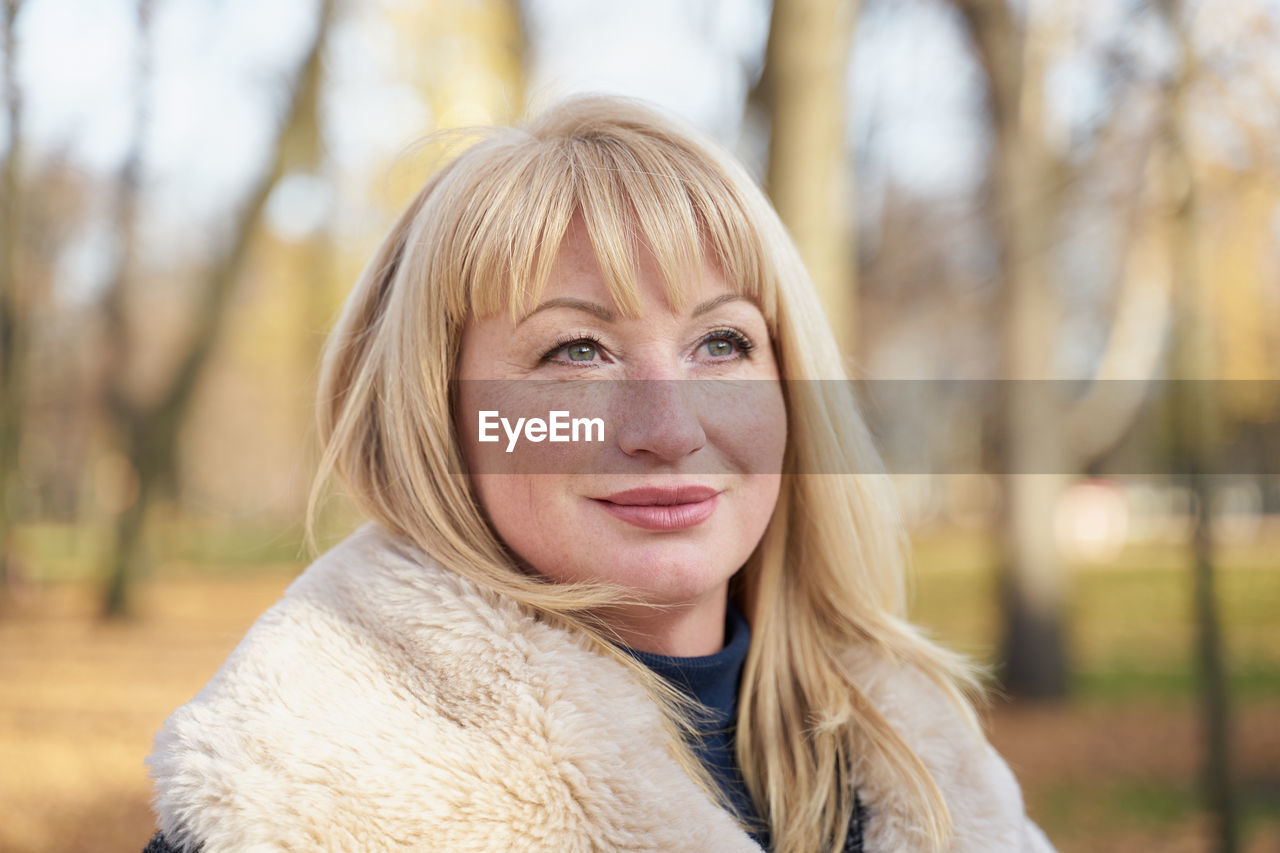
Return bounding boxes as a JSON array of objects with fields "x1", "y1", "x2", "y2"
[{"x1": 592, "y1": 486, "x2": 721, "y2": 531}]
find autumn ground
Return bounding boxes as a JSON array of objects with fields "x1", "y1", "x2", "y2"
[{"x1": 1, "y1": 527, "x2": 1277, "y2": 852}]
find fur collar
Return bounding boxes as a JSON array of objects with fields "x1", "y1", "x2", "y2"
[{"x1": 148, "y1": 524, "x2": 1052, "y2": 852}]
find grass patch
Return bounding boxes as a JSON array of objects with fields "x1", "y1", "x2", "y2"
[
  {"x1": 1032, "y1": 777, "x2": 1280, "y2": 845},
  {"x1": 1033, "y1": 779, "x2": 1196, "y2": 841},
  {"x1": 1074, "y1": 665, "x2": 1280, "y2": 702},
  {"x1": 14, "y1": 516, "x2": 337, "y2": 584},
  {"x1": 908, "y1": 530, "x2": 1280, "y2": 703}
]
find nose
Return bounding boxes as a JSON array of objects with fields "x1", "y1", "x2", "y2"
[{"x1": 613, "y1": 380, "x2": 707, "y2": 462}]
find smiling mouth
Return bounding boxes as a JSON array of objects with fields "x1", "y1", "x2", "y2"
[{"x1": 592, "y1": 486, "x2": 720, "y2": 531}]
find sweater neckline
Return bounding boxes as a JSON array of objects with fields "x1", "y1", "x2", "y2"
[{"x1": 621, "y1": 603, "x2": 751, "y2": 727}]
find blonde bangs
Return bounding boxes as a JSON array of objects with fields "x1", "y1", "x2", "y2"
[{"x1": 422, "y1": 103, "x2": 778, "y2": 331}]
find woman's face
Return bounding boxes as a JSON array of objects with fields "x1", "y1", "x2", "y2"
[{"x1": 455, "y1": 218, "x2": 787, "y2": 654}]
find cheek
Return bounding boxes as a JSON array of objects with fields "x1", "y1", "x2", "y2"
[
  {"x1": 458, "y1": 385, "x2": 608, "y2": 582},
  {"x1": 704, "y1": 381, "x2": 788, "y2": 475},
  {"x1": 470, "y1": 474, "x2": 553, "y2": 558},
  {"x1": 741, "y1": 473, "x2": 783, "y2": 531},
  {"x1": 760, "y1": 390, "x2": 788, "y2": 471},
  {"x1": 471, "y1": 473, "x2": 614, "y2": 586}
]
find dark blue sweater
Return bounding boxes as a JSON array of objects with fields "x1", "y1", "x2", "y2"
[
  {"x1": 624, "y1": 604, "x2": 767, "y2": 844},
  {"x1": 625, "y1": 605, "x2": 866, "y2": 852}
]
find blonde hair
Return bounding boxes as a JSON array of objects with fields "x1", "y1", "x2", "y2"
[{"x1": 309, "y1": 95, "x2": 981, "y2": 852}]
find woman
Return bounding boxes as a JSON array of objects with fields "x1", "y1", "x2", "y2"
[{"x1": 146, "y1": 96, "x2": 1053, "y2": 852}]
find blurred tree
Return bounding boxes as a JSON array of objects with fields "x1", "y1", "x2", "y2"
[
  {"x1": 167, "y1": 0, "x2": 530, "y2": 541},
  {"x1": 947, "y1": 0, "x2": 1178, "y2": 700},
  {"x1": 1158, "y1": 2, "x2": 1238, "y2": 849},
  {"x1": 757, "y1": 0, "x2": 858, "y2": 356},
  {"x1": 951, "y1": 0, "x2": 1276, "y2": 714},
  {"x1": 404, "y1": 0, "x2": 525, "y2": 121},
  {"x1": 0, "y1": 0, "x2": 27, "y2": 597},
  {"x1": 11, "y1": 156, "x2": 97, "y2": 522},
  {"x1": 100, "y1": 0, "x2": 336, "y2": 617},
  {"x1": 377, "y1": 0, "x2": 526, "y2": 211},
  {"x1": 951, "y1": 0, "x2": 1070, "y2": 699},
  {"x1": 1195, "y1": 17, "x2": 1280, "y2": 402}
]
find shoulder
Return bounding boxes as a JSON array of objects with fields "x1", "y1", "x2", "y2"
[
  {"x1": 842, "y1": 646, "x2": 1056, "y2": 853},
  {"x1": 147, "y1": 524, "x2": 758, "y2": 853}
]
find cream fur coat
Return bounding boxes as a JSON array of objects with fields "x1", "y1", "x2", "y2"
[{"x1": 148, "y1": 524, "x2": 1054, "y2": 852}]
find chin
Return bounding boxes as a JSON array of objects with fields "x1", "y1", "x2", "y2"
[{"x1": 593, "y1": 545, "x2": 738, "y2": 605}]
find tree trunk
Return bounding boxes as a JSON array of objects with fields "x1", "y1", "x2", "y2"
[
  {"x1": 759, "y1": 0, "x2": 858, "y2": 356},
  {"x1": 996, "y1": 141, "x2": 1068, "y2": 695},
  {"x1": 1160, "y1": 2, "x2": 1237, "y2": 848},
  {"x1": 1168, "y1": 157, "x2": 1238, "y2": 853},
  {"x1": 101, "y1": 0, "x2": 335, "y2": 617},
  {"x1": 0, "y1": 0, "x2": 27, "y2": 597},
  {"x1": 994, "y1": 106, "x2": 1068, "y2": 699},
  {"x1": 953, "y1": 0, "x2": 1069, "y2": 699},
  {"x1": 102, "y1": 427, "x2": 157, "y2": 615}
]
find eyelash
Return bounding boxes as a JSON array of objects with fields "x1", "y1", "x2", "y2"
[
  {"x1": 698, "y1": 328, "x2": 755, "y2": 360},
  {"x1": 540, "y1": 329, "x2": 756, "y2": 365},
  {"x1": 541, "y1": 333, "x2": 606, "y2": 365}
]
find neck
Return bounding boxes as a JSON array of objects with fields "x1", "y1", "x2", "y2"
[{"x1": 601, "y1": 584, "x2": 729, "y2": 656}]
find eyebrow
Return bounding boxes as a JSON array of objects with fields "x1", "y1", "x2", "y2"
[
  {"x1": 691, "y1": 293, "x2": 748, "y2": 316},
  {"x1": 518, "y1": 293, "x2": 749, "y2": 325},
  {"x1": 518, "y1": 298, "x2": 615, "y2": 325}
]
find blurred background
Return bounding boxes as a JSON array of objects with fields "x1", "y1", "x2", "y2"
[{"x1": 0, "y1": 0, "x2": 1277, "y2": 850}]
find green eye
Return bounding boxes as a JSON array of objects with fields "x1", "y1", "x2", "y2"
[
  {"x1": 705, "y1": 339, "x2": 735, "y2": 358},
  {"x1": 697, "y1": 329, "x2": 754, "y2": 361},
  {"x1": 541, "y1": 336, "x2": 605, "y2": 365}
]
